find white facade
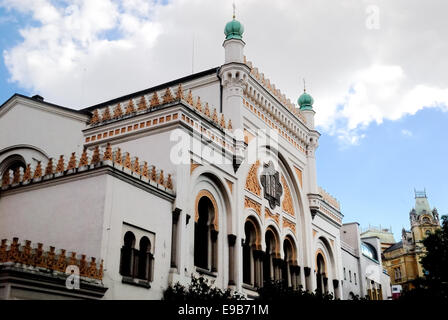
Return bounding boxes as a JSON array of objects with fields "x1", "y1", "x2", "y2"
[
  {"x1": 340, "y1": 223, "x2": 392, "y2": 300},
  {"x1": 0, "y1": 17, "x2": 346, "y2": 300}
]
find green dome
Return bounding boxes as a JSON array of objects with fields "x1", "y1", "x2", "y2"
[
  {"x1": 224, "y1": 18, "x2": 244, "y2": 40},
  {"x1": 298, "y1": 91, "x2": 314, "y2": 110}
]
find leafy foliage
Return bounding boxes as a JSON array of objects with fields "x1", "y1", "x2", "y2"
[
  {"x1": 256, "y1": 280, "x2": 334, "y2": 301},
  {"x1": 400, "y1": 215, "x2": 448, "y2": 301},
  {"x1": 163, "y1": 275, "x2": 245, "y2": 301}
]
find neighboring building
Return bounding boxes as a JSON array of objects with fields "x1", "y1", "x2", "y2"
[
  {"x1": 0, "y1": 14, "x2": 346, "y2": 299},
  {"x1": 382, "y1": 190, "x2": 441, "y2": 292},
  {"x1": 340, "y1": 223, "x2": 391, "y2": 300},
  {"x1": 360, "y1": 226, "x2": 395, "y2": 253}
]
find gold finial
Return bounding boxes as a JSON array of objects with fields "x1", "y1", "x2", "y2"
[
  {"x1": 186, "y1": 90, "x2": 194, "y2": 105},
  {"x1": 150, "y1": 91, "x2": 160, "y2": 108},
  {"x1": 12, "y1": 167, "x2": 21, "y2": 184},
  {"x1": 142, "y1": 161, "x2": 149, "y2": 178},
  {"x1": 162, "y1": 87, "x2": 174, "y2": 104},
  {"x1": 124, "y1": 152, "x2": 131, "y2": 169},
  {"x1": 175, "y1": 83, "x2": 184, "y2": 100},
  {"x1": 56, "y1": 155, "x2": 65, "y2": 173},
  {"x1": 125, "y1": 99, "x2": 135, "y2": 115},
  {"x1": 90, "y1": 109, "x2": 100, "y2": 125},
  {"x1": 33, "y1": 161, "x2": 42, "y2": 178},
  {"x1": 114, "y1": 148, "x2": 122, "y2": 166},
  {"x1": 137, "y1": 96, "x2": 148, "y2": 111},
  {"x1": 67, "y1": 152, "x2": 77, "y2": 170},
  {"x1": 150, "y1": 165, "x2": 157, "y2": 181},
  {"x1": 133, "y1": 157, "x2": 140, "y2": 174},
  {"x1": 102, "y1": 107, "x2": 111, "y2": 121},
  {"x1": 78, "y1": 150, "x2": 89, "y2": 167},
  {"x1": 2, "y1": 169, "x2": 11, "y2": 186},
  {"x1": 159, "y1": 169, "x2": 164, "y2": 185},
  {"x1": 91, "y1": 146, "x2": 101, "y2": 165},
  {"x1": 113, "y1": 103, "x2": 123, "y2": 118},
  {"x1": 167, "y1": 174, "x2": 173, "y2": 189},
  {"x1": 103, "y1": 143, "x2": 113, "y2": 161},
  {"x1": 23, "y1": 164, "x2": 32, "y2": 182},
  {"x1": 44, "y1": 158, "x2": 54, "y2": 176}
]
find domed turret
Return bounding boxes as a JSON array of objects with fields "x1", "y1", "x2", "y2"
[
  {"x1": 298, "y1": 90, "x2": 314, "y2": 110},
  {"x1": 224, "y1": 18, "x2": 244, "y2": 40}
]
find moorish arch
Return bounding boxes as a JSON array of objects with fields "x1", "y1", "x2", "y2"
[
  {"x1": 189, "y1": 170, "x2": 234, "y2": 286},
  {"x1": 314, "y1": 236, "x2": 337, "y2": 294},
  {"x1": 242, "y1": 145, "x2": 310, "y2": 268},
  {"x1": 242, "y1": 214, "x2": 263, "y2": 287}
]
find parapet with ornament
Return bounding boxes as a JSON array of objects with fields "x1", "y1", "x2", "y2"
[
  {"x1": 87, "y1": 83, "x2": 232, "y2": 131},
  {"x1": 1, "y1": 143, "x2": 175, "y2": 195},
  {"x1": 0, "y1": 237, "x2": 103, "y2": 281}
]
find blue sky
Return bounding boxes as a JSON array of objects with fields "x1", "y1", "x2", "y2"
[
  {"x1": 316, "y1": 108, "x2": 448, "y2": 240},
  {"x1": 0, "y1": 0, "x2": 447, "y2": 241}
]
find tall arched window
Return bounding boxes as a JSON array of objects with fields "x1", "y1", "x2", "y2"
[
  {"x1": 120, "y1": 231, "x2": 136, "y2": 277},
  {"x1": 137, "y1": 236, "x2": 154, "y2": 281},
  {"x1": 243, "y1": 219, "x2": 261, "y2": 287},
  {"x1": 263, "y1": 230, "x2": 277, "y2": 283},
  {"x1": 316, "y1": 253, "x2": 326, "y2": 293},
  {"x1": 283, "y1": 239, "x2": 293, "y2": 287},
  {"x1": 194, "y1": 196, "x2": 217, "y2": 271}
]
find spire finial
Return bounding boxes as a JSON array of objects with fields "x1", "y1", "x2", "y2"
[
  {"x1": 233, "y1": 2, "x2": 236, "y2": 19},
  {"x1": 303, "y1": 78, "x2": 306, "y2": 92}
]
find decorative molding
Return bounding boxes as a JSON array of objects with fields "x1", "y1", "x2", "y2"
[
  {"x1": 313, "y1": 229, "x2": 317, "y2": 238},
  {"x1": 194, "y1": 190, "x2": 219, "y2": 231},
  {"x1": 294, "y1": 166, "x2": 303, "y2": 188},
  {"x1": 1, "y1": 143, "x2": 175, "y2": 194},
  {"x1": 265, "y1": 207, "x2": 279, "y2": 226},
  {"x1": 0, "y1": 237, "x2": 103, "y2": 280},
  {"x1": 282, "y1": 218, "x2": 296, "y2": 234},
  {"x1": 190, "y1": 161, "x2": 201, "y2": 175},
  {"x1": 244, "y1": 196, "x2": 261, "y2": 217},
  {"x1": 281, "y1": 175, "x2": 295, "y2": 216},
  {"x1": 225, "y1": 179, "x2": 233, "y2": 194},
  {"x1": 245, "y1": 160, "x2": 261, "y2": 196}
]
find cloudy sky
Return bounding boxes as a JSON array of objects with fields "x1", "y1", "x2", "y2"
[{"x1": 1, "y1": 0, "x2": 447, "y2": 240}]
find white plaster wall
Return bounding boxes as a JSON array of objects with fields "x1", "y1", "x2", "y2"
[
  {"x1": 0, "y1": 174, "x2": 107, "y2": 258},
  {"x1": 101, "y1": 175, "x2": 173, "y2": 300},
  {"x1": 0, "y1": 100, "x2": 86, "y2": 159},
  {"x1": 341, "y1": 249, "x2": 362, "y2": 299}
]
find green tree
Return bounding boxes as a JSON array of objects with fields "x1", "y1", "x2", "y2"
[
  {"x1": 256, "y1": 280, "x2": 334, "y2": 301},
  {"x1": 163, "y1": 275, "x2": 245, "y2": 301},
  {"x1": 400, "y1": 215, "x2": 448, "y2": 300}
]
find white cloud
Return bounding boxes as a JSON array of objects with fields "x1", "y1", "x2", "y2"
[
  {"x1": 401, "y1": 129, "x2": 412, "y2": 137},
  {"x1": 1, "y1": 0, "x2": 448, "y2": 145}
]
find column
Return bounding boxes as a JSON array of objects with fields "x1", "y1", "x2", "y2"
[
  {"x1": 228, "y1": 234, "x2": 236, "y2": 286},
  {"x1": 211, "y1": 230, "x2": 218, "y2": 272},
  {"x1": 304, "y1": 267, "x2": 312, "y2": 292},
  {"x1": 170, "y1": 208, "x2": 181, "y2": 269}
]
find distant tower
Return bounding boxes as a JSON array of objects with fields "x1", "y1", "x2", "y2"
[{"x1": 410, "y1": 189, "x2": 440, "y2": 243}]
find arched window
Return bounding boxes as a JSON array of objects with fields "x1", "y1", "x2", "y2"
[
  {"x1": 0, "y1": 154, "x2": 26, "y2": 177},
  {"x1": 263, "y1": 230, "x2": 277, "y2": 283},
  {"x1": 242, "y1": 219, "x2": 261, "y2": 287},
  {"x1": 316, "y1": 253, "x2": 326, "y2": 293},
  {"x1": 194, "y1": 196, "x2": 217, "y2": 271},
  {"x1": 282, "y1": 239, "x2": 293, "y2": 287},
  {"x1": 137, "y1": 236, "x2": 154, "y2": 281},
  {"x1": 120, "y1": 231, "x2": 136, "y2": 277}
]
